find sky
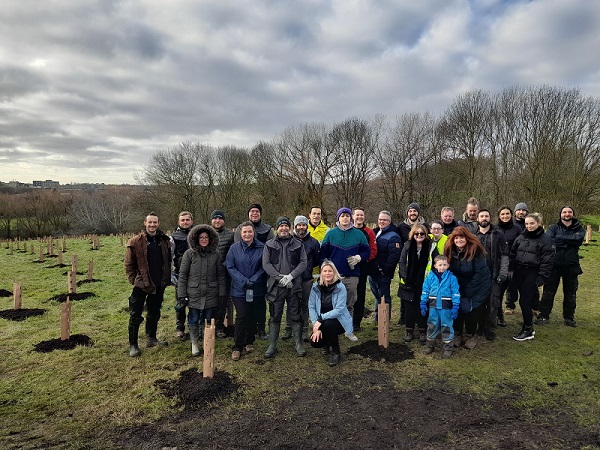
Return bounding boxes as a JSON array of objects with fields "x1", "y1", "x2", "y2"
[{"x1": 1, "y1": 0, "x2": 600, "y2": 185}]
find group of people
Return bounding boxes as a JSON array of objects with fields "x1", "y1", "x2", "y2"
[{"x1": 124, "y1": 198, "x2": 585, "y2": 364}]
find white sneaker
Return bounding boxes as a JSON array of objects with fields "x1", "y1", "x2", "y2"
[{"x1": 346, "y1": 333, "x2": 358, "y2": 342}]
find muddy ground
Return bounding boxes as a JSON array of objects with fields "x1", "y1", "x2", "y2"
[
  {"x1": 116, "y1": 365, "x2": 599, "y2": 450},
  {"x1": 0, "y1": 308, "x2": 47, "y2": 321},
  {"x1": 47, "y1": 292, "x2": 96, "y2": 303},
  {"x1": 33, "y1": 334, "x2": 93, "y2": 352}
]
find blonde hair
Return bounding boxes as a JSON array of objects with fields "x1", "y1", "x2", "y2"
[{"x1": 319, "y1": 260, "x2": 343, "y2": 286}]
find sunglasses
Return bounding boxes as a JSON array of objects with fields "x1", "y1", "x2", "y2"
[{"x1": 414, "y1": 232, "x2": 426, "y2": 237}]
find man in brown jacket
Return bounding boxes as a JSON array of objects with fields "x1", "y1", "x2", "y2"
[{"x1": 124, "y1": 212, "x2": 172, "y2": 357}]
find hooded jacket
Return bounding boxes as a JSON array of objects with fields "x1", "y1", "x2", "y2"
[
  {"x1": 449, "y1": 248, "x2": 491, "y2": 310},
  {"x1": 125, "y1": 230, "x2": 171, "y2": 294},
  {"x1": 177, "y1": 225, "x2": 227, "y2": 310}
]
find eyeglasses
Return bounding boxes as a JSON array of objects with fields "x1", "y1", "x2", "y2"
[{"x1": 413, "y1": 232, "x2": 426, "y2": 237}]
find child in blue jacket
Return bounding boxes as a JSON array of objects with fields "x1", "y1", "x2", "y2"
[{"x1": 420, "y1": 255, "x2": 460, "y2": 358}]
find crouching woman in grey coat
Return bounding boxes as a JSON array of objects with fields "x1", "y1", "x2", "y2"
[
  {"x1": 178, "y1": 224, "x2": 227, "y2": 356},
  {"x1": 308, "y1": 260, "x2": 355, "y2": 367}
]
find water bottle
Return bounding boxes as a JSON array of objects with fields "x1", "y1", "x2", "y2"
[{"x1": 246, "y1": 289, "x2": 253, "y2": 303}]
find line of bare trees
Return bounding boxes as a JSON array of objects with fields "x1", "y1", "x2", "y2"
[
  {"x1": 1, "y1": 85, "x2": 599, "y2": 238},
  {"x1": 140, "y1": 85, "x2": 600, "y2": 226}
]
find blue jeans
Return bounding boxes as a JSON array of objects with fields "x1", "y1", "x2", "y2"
[
  {"x1": 188, "y1": 307, "x2": 214, "y2": 326},
  {"x1": 369, "y1": 273, "x2": 392, "y2": 322}
]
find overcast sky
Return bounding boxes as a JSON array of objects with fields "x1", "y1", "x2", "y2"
[{"x1": 1, "y1": 0, "x2": 599, "y2": 184}]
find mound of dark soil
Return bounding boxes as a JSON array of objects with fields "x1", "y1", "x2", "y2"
[
  {"x1": 34, "y1": 334, "x2": 93, "y2": 353},
  {"x1": 47, "y1": 292, "x2": 96, "y2": 303},
  {"x1": 347, "y1": 340, "x2": 415, "y2": 363},
  {"x1": 0, "y1": 308, "x2": 47, "y2": 321},
  {"x1": 76, "y1": 279, "x2": 102, "y2": 286},
  {"x1": 156, "y1": 368, "x2": 239, "y2": 411},
  {"x1": 61, "y1": 271, "x2": 84, "y2": 276},
  {"x1": 0, "y1": 289, "x2": 12, "y2": 297},
  {"x1": 45, "y1": 263, "x2": 69, "y2": 268},
  {"x1": 119, "y1": 370, "x2": 600, "y2": 450}
]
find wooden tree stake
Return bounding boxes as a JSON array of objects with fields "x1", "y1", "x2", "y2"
[
  {"x1": 87, "y1": 259, "x2": 94, "y2": 281},
  {"x1": 61, "y1": 298, "x2": 72, "y2": 340},
  {"x1": 62, "y1": 238, "x2": 66, "y2": 252},
  {"x1": 71, "y1": 254, "x2": 78, "y2": 273},
  {"x1": 585, "y1": 224, "x2": 592, "y2": 245},
  {"x1": 13, "y1": 283, "x2": 22, "y2": 310},
  {"x1": 39, "y1": 246, "x2": 44, "y2": 262},
  {"x1": 58, "y1": 251, "x2": 63, "y2": 265},
  {"x1": 68, "y1": 271, "x2": 77, "y2": 294},
  {"x1": 377, "y1": 296, "x2": 389, "y2": 348},
  {"x1": 203, "y1": 318, "x2": 216, "y2": 378}
]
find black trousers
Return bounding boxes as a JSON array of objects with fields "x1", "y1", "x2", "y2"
[
  {"x1": 512, "y1": 267, "x2": 539, "y2": 327},
  {"x1": 267, "y1": 286, "x2": 301, "y2": 324},
  {"x1": 354, "y1": 264, "x2": 368, "y2": 329},
  {"x1": 129, "y1": 286, "x2": 166, "y2": 342},
  {"x1": 310, "y1": 319, "x2": 344, "y2": 354},
  {"x1": 231, "y1": 296, "x2": 262, "y2": 351},
  {"x1": 540, "y1": 266, "x2": 579, "y2": 320},
  {"x1": 405, "y1": 298, "x2": 427, "y2": 331}
]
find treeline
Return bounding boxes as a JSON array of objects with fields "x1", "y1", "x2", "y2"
[
  {"x1": 1, "y1": 85, "x2": 599, "y2": 238},
  {"x1": 141, "y1": 85, "x2": 600, "y2": 226}
]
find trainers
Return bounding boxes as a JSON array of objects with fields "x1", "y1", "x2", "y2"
[
  {"x1": 146, "y1": 337, "x2": 168, "y2": 348},
  {"x1": 424, "y1": 345, "x2": 435, "y2": 354},
  {"x1": 245, "y1": 344, "x2": 254, "y2": 353},
  {"x1": 463, "y1": 335, "x2": 477, "y2": 349},
  {"x1": 129, "y1": 344, "x2": 141, "y2": 357},
  {"x1": 535, "y1": 316, "x2": 549, "y2": 325},
  {"x1": 403, "y1": 332, "x2": 414, "y2": 342},
  {"x1": 504, "y1": 308, "x2": 515, "y2": 315},
  {"x1": 175, "y1": 330, "x2": 185, "y2": 339},
  {"x1": 345, "y1": 333, "x2": 358, "y2": 342},
  {"x1": 231, "y1": 350, "x2": 241, "y2": 361},
  {"x1": 513, "y1": 327, "x2": 535, "y2": 341},
  {"x1": 497, "y1": 318, "x2": 507, "y2": 327},
  {"x1": 564, "y1": 318, "x2": 577, "y2": 327},
  {"x1": 216, "y1": 330, "x2": 227, "y2": 339},
  {"x1": 257, "y1": 330, "x2": 268, "y2": 340},
  {"x1": 328, "y1": 353, "x2": 341, "y2": 367}
]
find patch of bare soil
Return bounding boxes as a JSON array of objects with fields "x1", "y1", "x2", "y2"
[
  {"x1": 347, "y1": 340, "x2": 415, "y2": 363},
  {"x1": 155, "y1": 368, "x2": 239, "y2": 411},
  {"x1": 76, "y1": 279, "x2": 102, "y2": 286},
  {"x1": 117, "y1": 370, "x2": 599, "y2": 450},
  {"x1": 33, "y1": 334, "x2": 93, "y2": 353},
  {"x1": 47, "y1": 292, "x2": 96, "y2": 303},
  {"x1": 61, "y1": 271, "x2": 84, "y2": 276},
  {"x1": 0, "y1": 308, "x2": 47, "y2": 321},
  {"x1": 0, "y1": 289, "x2": 12, "y2": 297},
  {"x1": 45, "y1": 263, "x2": 69, "y2": 268}
]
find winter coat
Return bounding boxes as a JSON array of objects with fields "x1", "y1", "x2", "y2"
[
  {"x1": 497, "y1": 220, "x2": 521, "y2": 249},
  {"x1": 449, "y1": 248, "x2": 491, "y2": 310},
  {"x1": 369, "y1": 225, "x2": 402, "y2": 277},
  {"x1": 475, "y1": 226, "x2": 509, "y2": 280},
  {"x1": 510, "y1": 227, "x2": 555, "y2": 283},
  {"x1": 356, "y1": 225, "x2": 378, "y2": 262},
  {"x1": 177, "y1": 225, "x2": 227, "y2": 310},
  {"x1": 225, "y1": 239, "x2": 267, "y2": 298},
  {"x1": 307, "y1": 220, "x2": 329, "y2": 243},
  {"x1": 234, "y1": 220, "x2": 274, "y2": 244},
  {"x1": 320, "y1": 224, "x2": 370, "y2": 277},
  {"x1": 294, "y1": 232, "x2": 321, "y2": 282},
  {"x1": 170, "y1": 227, "x2": 191, "y2": 274},
  {"x1": 421, "y1": 269, "x2": 461, "y2": 310},
  {"x1": 263, "y1": 235, "x2": 307, "y2": 292},
  {"x1": 442, "y1": 220, "x2": 458, "y2": 236},
  {"x1": 215, "y1": 227, "x2": 235, "y2": 262},
  {"x1": 125, "y1": 230, "x2": 171, "y2": 294},
  {"x1": 546, "y1": 219, "x2": 584, "y2": 267},
  {"x1": 398, "y1": 217, "x2": 429, "y2": 243},
  {"x1": 398, "y1": 240, "x2": 437, "y2": 302},
  {"x1": 308, "y1": 280, "x2": 353, "y2": 336}
]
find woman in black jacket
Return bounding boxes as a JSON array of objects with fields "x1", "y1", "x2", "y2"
[
  {"x1": 496, "y1": 205, "x2": 522, "y2": 324},
  {"x1": 509, "y1": 213, "x2": 554, "y2": 341},
  {"x1": 444, "y1": 226, "x2": 491, "y2": 349}
]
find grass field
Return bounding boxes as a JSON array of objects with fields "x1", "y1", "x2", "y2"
[{"x1": 1, "y1": 233, "x2": 599, "y2": 449}]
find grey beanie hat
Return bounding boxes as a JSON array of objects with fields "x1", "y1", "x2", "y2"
[
  {"x1": 294, "y1": 215, "x2": 309, "y2": 227},
  {"x1": 515, "y1": 202, "x2": 528, "y2": 212},
  {"x1": 406, "y1": 202, "x2": 421, "y2": 214}
]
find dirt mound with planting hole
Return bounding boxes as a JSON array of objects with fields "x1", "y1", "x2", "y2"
[
  {"x1": 347, "y1": 340, "x2": 415, "y2": 363},
  {"x1": 33, "y1": 334, "x2": 93, "y2": 353},
  {"x1": 0, "y1": 289, "x2": 12, "y2": 297},
  {"x1": 0, "y1": 308, "x2": 47, "y2": 321},
  {"x1": 47, "y1": 292, "x2": 96, "y2": 302}
]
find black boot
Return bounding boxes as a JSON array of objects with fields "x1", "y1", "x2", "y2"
[
  {"x1": 292, "y1": 323, "x2": 306, "y2": 357},
  {"x1": 281, "y1": 323, "x2": 292, "y2": 340},
  {"x1": 328, "y1": 353, "x2": 341, "y2": 366},
  {"x1": 424, "y1": 339, "x2": 435, "y2": 354},
  {"x1": 442, "y1": 342, "x2": 454, "y2": 358},
  {"x1": 264, "y1": 323, "x2": 280, "y2": 358},
  {"x1": 128, "y1": 324, "x2": 141, "y2": 357}
]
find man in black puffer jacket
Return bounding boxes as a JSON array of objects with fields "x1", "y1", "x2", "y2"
[
  {"x1": 537, "y1": 206, "x2": 585, "y2": 327},
  {"x1": 210, "y1": 209, "x2": 234, "y2": 338},
  {"x1": 170, "y1": 211, "x2": 194, "y2": 339}
]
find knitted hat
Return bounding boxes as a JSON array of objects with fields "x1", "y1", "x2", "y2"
[
  {"x1": 248, "y1": 203, "x2": 263, "y2": 214},
  {"x1": 406, "y1": 202, "x2": 421, "y2": 214},
  {"x1": 336, "y1": 207, "x2": 352, "y2": 220},
  {"x1": 514, "y1": 202, "x2": 528, "y2": 212},
  {"x1": 210, "y1": 209, "x2": 225, "y2": 220},
  {"x1": 294, "y1": 215, "x2": 309, "y2": 227},
  {"x1": 276, "y1": 216, "x2": 291, "y2": 228}
]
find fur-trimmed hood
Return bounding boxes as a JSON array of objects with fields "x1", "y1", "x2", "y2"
[{"x1": 187, "y1": 224, "x2": 220, "y2": 253}]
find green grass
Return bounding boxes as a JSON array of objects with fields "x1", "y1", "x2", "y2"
[{"x1": 1, "y1": 234, "x2": 600, "y2": 448}]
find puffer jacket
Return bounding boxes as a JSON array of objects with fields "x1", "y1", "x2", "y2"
[
  {"x1": 475, "y1": 226, "x2": 509, "y2": 280},
  {"x1": 177, "y1": 225, "x2": 227, "y2": 310},
  {"x1": 215, "y1": 227, "x2": 235, "y2": 262},
  {"x1": 225, "y1": 239, "x2": 267, "y2": 298},
  {"x1": 546, "y1": 219, "x2": 584, "y2": 267},
  {"x1": 125, "y1": 230, "x2": 171, "y2": 294},
  {"x1": 449, "y1": 248, "x2": 491, "y2": 310},
  {"x1": 369, "y1": 225, "x2": 402, "y2": 277},
  {"x1": 510, "y1": 227, "x2": 555, "y2": 282}
]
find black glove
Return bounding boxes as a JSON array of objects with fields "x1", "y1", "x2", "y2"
[
  {"x1": 535, "y1": 278, "x2": 545, "y2": 287},
  {"x1": 245, "y1": 281, "x2": 254, "y2": 289},
  {"x1": 175, "y1": 297, "x2": 188, "y2": 312},
  {"x1": 496, "y1": 275, "x2": 507, "y2": 283}
]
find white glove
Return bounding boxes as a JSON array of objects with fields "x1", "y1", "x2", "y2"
[
  {"x1": 279, "y1": 274, "x2": 293, "y2": 287},
  {"x1": 346, "y1": 255, "x2": 361, "y2": 269}
]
